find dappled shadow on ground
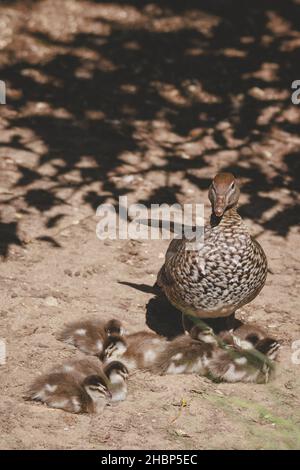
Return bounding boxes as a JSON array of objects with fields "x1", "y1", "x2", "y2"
[{"x1": 0, "y1": 0, "x2": 300, "y2": 257}]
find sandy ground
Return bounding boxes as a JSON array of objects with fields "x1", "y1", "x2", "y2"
[{"x1": 0, "y1": 0, "x2": 300, "y2": 450}]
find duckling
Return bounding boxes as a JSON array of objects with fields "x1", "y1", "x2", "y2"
[
  {"x1": 58, "y1": 318, "x2": 124, "y2": 356},
  {"x1": 104, "y1": 361, "x2": 129, "y2": 402},
  {"x1": 50, "y1": 357, "x2": 104, "y2": 379},
  {"x1": 150, "y1": 327, "x2": 217, "y2": 375},
  {"x1": 156, "y1": 173, "x2": 268, "y2": 329},
  {"x1": 106, "y1": 319, "x2": 125, "y2": 337},
  {"x1": 26, "y1": 371, "x2": 111, "y2": 413},
  {"x1": 219, "y1": 323, "x2": 280, "y2": 356},
  {"x1": 207, "y1": 336, "x2": 280, "y2": 384},
  {"x1": 151, "y1": 325, "x2": 279, "y2": 383},
  {"x1": 64, "y1": 357, "x2": 130, "y2": 402},
  {"x1": 102, "y1": 331, "x2": 168, "y2": 371},
  {"x1": 192, "y1": 322, "x2": 280, "y2": 381}
]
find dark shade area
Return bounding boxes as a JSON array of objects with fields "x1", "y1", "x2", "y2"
[{"x1": 1, "y1": 0, "x2": 300, "y2": 258}]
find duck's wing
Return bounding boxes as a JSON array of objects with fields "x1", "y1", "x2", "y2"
[{"x1": 157, "y1": 241, "x2": 210, "y2": 291}]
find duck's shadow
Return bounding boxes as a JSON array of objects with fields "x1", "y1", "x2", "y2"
[
  {"x1": 146, "y1": 293, "x2": 242, "y2": 339},
  {"x1": 119, "y1": 281, "x2": 242, "y2": 339},
  {"x1": 119, "y1": 281, "x2": 183, "y2": 338},
  {"x1": 146, "y1": 293, "x2": 184, "y2": 339}
]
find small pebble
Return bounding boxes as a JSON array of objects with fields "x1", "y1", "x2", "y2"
[
  {"x1": 122, "y1": 175, "x2": 134, "y2": 183},
  {"x1": 44, "y1": 296, "x2": 58, "y2": 307}
]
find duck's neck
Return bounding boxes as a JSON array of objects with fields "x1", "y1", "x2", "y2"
[{"x1": 210, "y1": 206, "x2": 242, "y2": 228}]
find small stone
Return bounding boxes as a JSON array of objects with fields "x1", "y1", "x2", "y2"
[
  {"x1": 284, "y1": 381, "x2": 293, "y2": 390},
  {"x1": 122, "y1": 175, "x2": 134, "y2": 184},
  {"x1": 174, "y1": 429, "x2": 191, "y2": 438},
  {"x1": 180, "y1": 152, "x2": 190, "y2": 160},
  {"x1": 216, "y1": 120, "x2": 230, "y2": 131},
  {"x1": 262, "y1": 150, "x2": 272, "y2": 159},
  {"x1": 44, "y1": 296, "x2": 58, "y2": 307}
]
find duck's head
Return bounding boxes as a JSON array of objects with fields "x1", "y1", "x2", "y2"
[{"x1": 208, "y1": 173, "x2": 240, "y2": 217}]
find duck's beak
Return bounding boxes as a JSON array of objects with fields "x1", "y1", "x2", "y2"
[{"x1": 214, "y1": 196, "x2": 226, "y2": 217}]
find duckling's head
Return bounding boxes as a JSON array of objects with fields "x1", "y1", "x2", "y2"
[
  {"x1": 190, "y1": 324, "x2": 217, "y2": 344},
  {"x1": 255, "y1": 337, "x2": 281, "y2": 360},
  {"x1": 83, "y1": 374, "x2": 111, "y2": 410},
  {"x1": 104, "y1": 361, "x2": 129, "y2": 402},
  {"x1": 232, "y1": 324, "x2": 267, "y2": 347},
  {"x1": 101, "y1": 335, "x2": 127, "y2": 362},
  {"x1": 208, "y1": 173, "x2": 240, "y2": 217},
  {"x1": 105, "y1": 319, "x2": 124, "y2": 337},
  {"x1": 104, "y1": 361, "x2": 129, "y2": 382}
]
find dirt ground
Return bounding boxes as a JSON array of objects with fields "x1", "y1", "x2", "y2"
[{"x1": 0, "y1": 0, "x2": 300, "y2": 450}]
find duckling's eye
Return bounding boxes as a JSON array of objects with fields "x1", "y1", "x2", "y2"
[{"x1": 230, "y1": 182, "x2": 235, "y2": 190}]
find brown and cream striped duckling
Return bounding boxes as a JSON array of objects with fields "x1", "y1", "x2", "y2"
[
  {"x1": 102, "y1": 331, "x2": 168, "y2": 371},
  {"x1": 26, "y1": 357, "x2": 130, "y2": 413},
  {"x1": 151, "y1": 324, "x2": 279, "y2": 383},
  {"x1": 104, "y1": 361, "x2": 129, "y2": 402},
  {"x1": 26, "y1": 371, "x2": 111, "y2": 414},
  {"x1": 193, "y1": 323, "x2": 280, "y2": 382},
  {"x1": 150, "y1": 326, "x2": 217, "y2": 375},
  {"x1": 219, "y1": 323, "x2": 267, "y2": 347},
  {"x1": 156, "y1": 173, "x2": 268, "y2": 328},
  {"x1": 51, "y1": 357, "x2": 104, "y2": 378},
  {"x1": 52, "y1": 357, "x2": 130, "y2": 402},
  {"x1": 219, "y1": 323, "x2": 280, "y2": 358},
  {"x1": 207, "y1": 338, "x2": 280, "y2": 384},
  {"x1": 51, "y1": 357, "x2": 129, "y2": 402},
  {"x1": 58, "y1": 318, "x2": 124, "y2": 356}
]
